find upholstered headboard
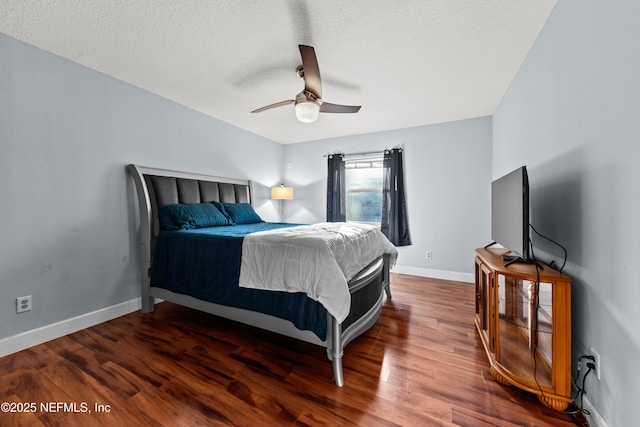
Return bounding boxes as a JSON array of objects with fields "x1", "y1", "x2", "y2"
[{"x1": 127, "y1": 164, "x2": 253, "y2": 276}]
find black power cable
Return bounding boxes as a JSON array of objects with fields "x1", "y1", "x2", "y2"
[
  {"x1": 529, "y1": 224, "x2": 568, "y2": 272},
  {"x1": 563, "y1": 355, "x2": 595, "y2": 425},
  {"x1": 527, "y1": 240, "x2": 546, "y2": 402},
  {"x1": 526, "y1": 229, "x2": 587, "y2": 425}
]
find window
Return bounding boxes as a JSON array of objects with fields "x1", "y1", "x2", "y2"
[{"x1": 345, "y1": 156, "x2": 383, "y2": 224}]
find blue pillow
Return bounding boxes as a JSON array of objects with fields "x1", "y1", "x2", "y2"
[
  {"x1": 219, "y1": 202, "x2": 263, "y2": 224},
  {"x1": 211, "y1": 201, "x2": 234, "y2": 223},
  {"x1": 158, "y1": 203, "x2": 234, "y2": 230}
]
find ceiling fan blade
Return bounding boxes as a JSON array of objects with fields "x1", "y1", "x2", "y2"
[
  {"x1": 251, "y1": 99, "x2": 295, "y2": 113},
  {"x1": 299, "y1": 45, "x2": 322, "y2": 99},
  {"x1": 320, "y1": 102, "x2": 361, "y2": 114}
]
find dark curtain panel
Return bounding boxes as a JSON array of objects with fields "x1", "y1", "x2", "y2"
[
  {"x1": 381, "y1": 148, "x2": 411, "y2": 246},
  {"x1": 326, "y1": 154, "x2": 346, "y2": 222}
]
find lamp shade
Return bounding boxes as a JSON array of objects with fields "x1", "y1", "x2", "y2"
[
  {"x1": 294, "y1": 101, "x2": 320, "y2": 123},
  {"x1": 271, "y1": 185, "x2": 294, "y2": 200}
]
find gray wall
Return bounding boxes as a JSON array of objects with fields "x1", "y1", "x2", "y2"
[
  {"x1": 493, "y1": 1, "x2": 640, "y2": 425},
  {"x1": 282, "y1": 117, "x2": 492, "y2": 276},
  {"x1": 0, "y1": 34, "x2": 284, "y2": 340}
]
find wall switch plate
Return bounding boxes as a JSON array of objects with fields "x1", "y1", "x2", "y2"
[{"x1": 17, "y1": 295, "x2": 32, "y2": 313}]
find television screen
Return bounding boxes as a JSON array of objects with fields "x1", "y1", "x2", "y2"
[{"x1": 491, "y1": 166, "x2": 530, "y2": 261}]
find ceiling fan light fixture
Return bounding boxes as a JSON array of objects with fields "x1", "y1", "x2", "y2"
[
  {"x1": 251, "y1": 46, "x2": 360, "y2": 121},
  {"x1": 295, "y1": 101, "x2": 320, "y2": 123}
]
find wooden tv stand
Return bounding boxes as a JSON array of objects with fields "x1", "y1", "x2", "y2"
[{"x1": 474, "y1": 248, "x2": 572, "y2": 411}]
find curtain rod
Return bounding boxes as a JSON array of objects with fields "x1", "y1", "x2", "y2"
[{"x1": 322, "y1": 146, "x2": 403, "y2": 158}]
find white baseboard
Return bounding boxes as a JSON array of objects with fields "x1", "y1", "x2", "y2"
[
  {"x1": 392, "y1": 265, "x2": 474, "y2": 283},
  {"x1": 583, "y1": 396, "x2": 609, "y2": 427},
  {"x1": 0, "y1": 298, "x2": 143, "y2": 358}
]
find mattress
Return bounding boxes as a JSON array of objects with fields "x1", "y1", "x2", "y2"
[{"x1": 150, "y1": 222, "x2": 328, "y2": 339}]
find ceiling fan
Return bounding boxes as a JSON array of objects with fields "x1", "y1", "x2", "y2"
[{"x1": 251, "y1": 45, "x2": 361, "y2": 123}]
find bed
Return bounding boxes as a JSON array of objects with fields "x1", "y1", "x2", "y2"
[{"x1": 127, "y1": 164, "x2": 397, "y2": 386}]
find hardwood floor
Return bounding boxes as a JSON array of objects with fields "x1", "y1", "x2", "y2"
[{"x1": 0, "y1": 274, "x2": 584, "y2": 426}]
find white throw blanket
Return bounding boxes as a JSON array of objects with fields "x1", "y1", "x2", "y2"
[{"x1": 238, "y1": 222, "x2": 398, "y2": 323}]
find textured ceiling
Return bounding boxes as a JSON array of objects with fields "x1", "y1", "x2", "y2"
[{"x1": 0, "y1": 1, "x2": 557, "y2": 144}]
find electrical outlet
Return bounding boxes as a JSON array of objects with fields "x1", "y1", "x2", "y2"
[
  {"x1": 590, "y1": 347, "x2": 601, "y2": 380},
  {"x1": 16, "y1": 295, "x2": 32, "y2": 313},
  {"x1": 426, "y1": 251, "x2": 432, "y2": 260}
]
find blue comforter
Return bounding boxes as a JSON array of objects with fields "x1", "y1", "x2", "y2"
[{"x1": 150, "y1": 223, "x2": 327, "y2": 339}]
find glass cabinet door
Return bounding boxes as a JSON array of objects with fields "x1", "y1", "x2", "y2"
[
  {"x1": 496, "y1": 273, "x2": 553, "y2": 387},
  {"x1": 475, "y1": 260, "x2": 493, "y2": 350}
]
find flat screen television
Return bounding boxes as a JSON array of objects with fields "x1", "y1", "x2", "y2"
[{"x1": 490, "y1": 166, "x2": 530, "y2": 263}]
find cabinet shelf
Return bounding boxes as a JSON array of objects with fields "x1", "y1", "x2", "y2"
[{"x1": 474, "y1": 248, "x2": 572, "y2": 411}]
